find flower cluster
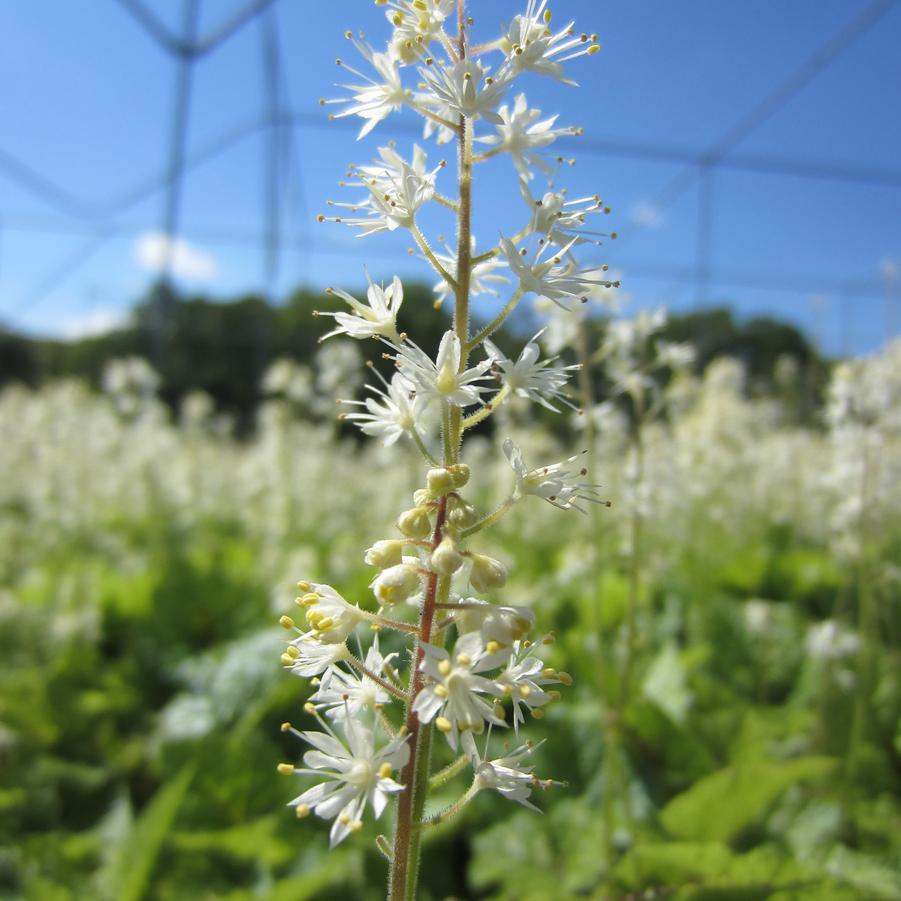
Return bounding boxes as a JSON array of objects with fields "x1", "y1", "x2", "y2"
[{"x1": 279, "y1": 2, "x2": 613, "y2": 889}]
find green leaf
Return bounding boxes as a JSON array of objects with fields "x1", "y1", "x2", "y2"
[
  {"x1": 660, "y1": 757, "x2": 836, "y2": 842},
  {"x1": 97, "y1": 764, "x2": 194, "y2": 901}
]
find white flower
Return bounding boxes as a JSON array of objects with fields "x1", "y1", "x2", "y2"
[
  {"x1": 390, "y1": 331, "x2": 494, "y2": 408},
  {"x1": 806, "y1": 620, "x2": 861, "y2": 661},
  {"x1": 463, "y1": 732, "x2": 546, "y2": 810},
  {"x1": 501, "y1": 0, "x2": 599, "y2": 84},
  {"x1": 484, "y1": 330, "x2": 580, "y2": 412},
  {"x1": 419, "y1": 58, "x2": 510, "y2": 123},
  {"x1": 495, "y1": 640, "x2": 560, "y2": 730},
  {"x1": 327, "y1": 145, "x2": 440, "y2": 237},
  {"x1": 340, "y1": 370, "x2": 427, "y2": 447},
  {"x1": 284, "y1": 632, "x2": 350, "y2": 679},
  {"x1": 310, "y1": 638, "x2": 399, "y2": 719},
  {"x1": 503, "y1": 437, "x2": 606, "y2": 512},
  {"x1": 521, "y1": 181, "x2": 612, "y2": 248},
  {"x1": 324, "y1": 38, "x2": 409, "y2": 138},
  {"x1": 501, "y1": 236, "x2": 614, "y2": 310},
  {"x1": 476, "y1": 93, "x2": 576, "y2": 180},
  {"x1": 384, "y1": 0, "x2": 455, "y2": 62},
  {"x1": 317, "y1": 274, "x2": 404, "y2": 343},
  {"x1": 432, "y1": 240, "x2": 510, "y2": 308},
  {"x1": 296, "y1": 582, "x2": 364, "y2": 643},
  {"x1": 371, "y1": 559, "x2": 422, "y2": 606},
  {"x1": 453, "y1": 599, "x2": 535, "y2": 649},
  {"x1": 412, "y1": 636, "x2": 506, "y2": 749},
  {"x1": 655, "y1": 340, "x2": 696, "y2": 370},
  {"x1": 282, "y1": 716, "x2": 409, "y2": 847}
]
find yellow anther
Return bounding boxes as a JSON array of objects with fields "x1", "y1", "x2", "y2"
[
  {"x1": 502, "y1": 684, "x2": 512, "y2": 695},
  {"x1": 344, "y1": 30, "x2": 352, "y2": 38},
  {"x1": 543, "y1": 9, "x2": 552, "y2": 22},
  {"x1": 277, "y1": 763, "x2": 294, "y2": 775},
  {"x1": 531, "y1": 708, "x2": 545, "y2": 719},
  {"x1": 548, "y1": 690, "x2": 561, "y2": 701},
  {"x1": 280, "y1": 653, "x2": 295, "y2": 666},
  {"x1": 542, "y1": 667, "x2": 557, "y2": 679},
  {"x1": 316, "y1": 214, "x2": 325, "y2": 222},
  {"x1": 315, "y1": 616, "x2": 334, "y2": 631},
  {"x1": 338, "y1": 813, "x2": 351, "y2": 825},
  {"x1": 285, "y1": 644, "x2": 300, "y2": 659},
  {"x1": 434, "y1": 685, "x2": 449, "y2": 699},
  {"x1": 300, "y1": 593, "x2": 320, "y2": 607},
  {"x1": 438, "y1": 659, "x2": 451, "y2": 676},
  {"x1": 435, "y1": 716, "x2": 453, "y2": 733},
  {"x1": 392, "y1": 12, "x2": 403, "y2": 24},
  {"x1": 456, "y1": 653, "x2": 471, "y2": 666},
  {"x1": 280, "y1": 722, "x2": 292, "y2": 732},
  {"x1": 297, "y1": 581, "x2": 312, "y2": 592},
  {"x1": 350, "y1": 820, "x2": 364, "y2": 832},
  {"x1": 557, "y1": 671, "x2": 573, "y2": 686},
  {"x1": 279, "y1": 615, "x2": 295, "y2": 630},
  {"x1": 295, "y1": 803, "x2": 310, "y2": 818},
  {"x1": 587, "y1": 43, "x2": 600, "y2": 55},
  {"x1": 519, "y1": 685, "x2": 532, "y2": 698},
  {"x1": 399, "y1": 725, "x2": 409, "y2": 737},
  {"x1": 494, "y1": 703, "x2": 506, "y2": 720},
  {"x1": 304, "y1": 702, "x2": 316, "y2": 714},
  {"x1": 378, "y1": 762, "x2": 393, "y2": 778},
  {"x1": 486, "y1": 641, "x2": 500, "y2": 655}
]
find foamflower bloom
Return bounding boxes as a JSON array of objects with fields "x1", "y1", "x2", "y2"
[
  {"x1": 504, "y1": 437, "x2": 606, "y2": 512},
  {"x1": 463, "y1": 732, "x2": 547, "y2": 810},
  {"x1": 412, "y1": 635, "x2": 506, "y2": 749},
  {"x1": 340, "y1": 371, "x2": 426, "y2": 447},
  {"x1": 324, "y1": 38, "x2": 409, "y2": 138},
  {"x1": 484, "y1": 329, "x2": 580, "y2": 411},
  {"x1": 281, "y1": 715, "x2": 409, "y2": 847},
  {"x1": 391, "y1": 331, "x2": 494, "y2": 407},
  {"x1": 317, "y1": 274, "x2": 404, "y2": 343},
  {"x1": 419, "y1": 58, "x2": 510, "y2": 123}
]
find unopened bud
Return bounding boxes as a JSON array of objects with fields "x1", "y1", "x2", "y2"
[
  {"x1": 431, "y1": 536, "x2": 463, "y2": 575},
  {"x1": 447, "y1": 463, "x2": 470, "y2": 487},
  {"x1": 371, "y1": 563, "x2": 422, "y2": 606},
  {"x1": 426, "y1": 467, "x2": 455, "y2": 495},
  {"x1": 448, "y1": 499, "x2": 479, "y2": 529},
  {"x1": 364, "y1": 539, "x2": 405, "y2": 569},
  {"x1": 397, "y1": 507, "x2": 432, "y2": 539},
  {"x1": 469, "y1": 554, "x2": 508, "y2": 592}
]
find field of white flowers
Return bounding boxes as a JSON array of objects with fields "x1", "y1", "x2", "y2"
[{"x1": 1, "y1": 330, "x2": 899, "y2": 900}]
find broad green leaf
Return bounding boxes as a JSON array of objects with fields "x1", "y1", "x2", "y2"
[
  {"x1": 643, "y1": 642, "x2": 692, "y2": 724},
  {"x1": 660, "y1": 756, "x2": 836, "y2": 842},
  {"x1": 98, "y1": 764, "x2": 194, "y2": 901}
]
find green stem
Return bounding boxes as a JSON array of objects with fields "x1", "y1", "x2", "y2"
[
  {"x1": 411, "y1": 223, "x2": 458, "y2": 291},
  {"x1": 466, "y1": 289, "x2": 523, "y2": 352},
  {"x1": 429, "y1": 753, "x2": 470, "y2": 790},
  {"x1": 461, "y1": 384, "x2": 511, "y2": 430},
  {"x1": 423, "y1": 779, "x2": 480, "y2": 827},
  {"x1": 461, "y1": 497, "x2": 514, "y2": 539},
  {"x1": 387, "y1": 9, "x2": 473, "y2": 898}
]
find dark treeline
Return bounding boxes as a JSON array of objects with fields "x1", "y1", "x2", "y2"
[{"x1": 1, "y1": 280, "x2": 828, "y2": 430}]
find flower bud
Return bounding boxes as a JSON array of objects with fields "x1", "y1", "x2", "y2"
[
  {"x1": 364, "y1": 539, "x2": 405, "y2": 568},
  {"x1": 371, "y1": 563, "x2": 421, "y2": 606},
  {"x1": 413, "y1": 488, "x2": 431, "y2": 507},
  {"x1": 447, "y1": 463, "x2": 470, "y2": 488},
  {"x1": 431, "y1": 536, "x2": 463, "y2": 575},
  {"x1": 447, "y1": 499, "x2": 479, "y2": 529},
  {"x1": 426, "y1": 467, "x2": 455, "y2": 495},
  {"x1": 397, "y1": 507, "x2": 432, "y2": 539},
  {"x1": 469, "y1": 553, "x2": 508, "y2": 592}
]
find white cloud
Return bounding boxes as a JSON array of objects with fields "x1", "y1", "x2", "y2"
[
  {"x1": 60, "y1": 308, "x2": 129, "y2": 340},
  {"x1": 134, "y1": 231, "x2": 219, "y2": 282},
  {"x1": 630, "y1": 200, "x2": 663, "y2": 229}
]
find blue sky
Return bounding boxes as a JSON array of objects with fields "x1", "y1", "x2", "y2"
[{"x1": 1, "y1": 0, "x2": 899, "y2": 355}]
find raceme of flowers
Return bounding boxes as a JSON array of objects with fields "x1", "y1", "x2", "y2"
[{"x1": 278, "y1": 0, "x2": 614, "y2": 883}]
